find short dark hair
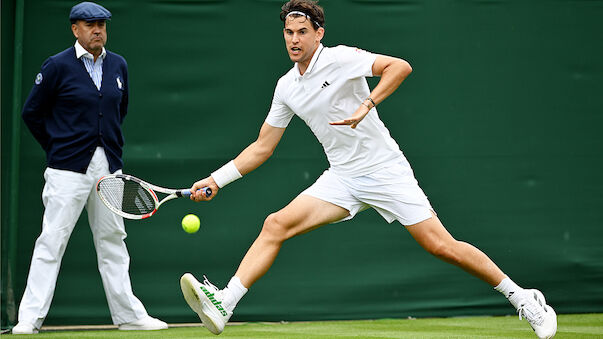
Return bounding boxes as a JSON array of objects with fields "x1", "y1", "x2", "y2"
[{"x1": 280, "y1": 0, "x2": 324, "y2": 30}]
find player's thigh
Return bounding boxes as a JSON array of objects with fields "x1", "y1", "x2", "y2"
[
  {"x1": 267, "y1": 194, "x2": 350, "y2": 240},
  {"x1": 405, "y1": 212, "x2": 456, "y2": 252}
]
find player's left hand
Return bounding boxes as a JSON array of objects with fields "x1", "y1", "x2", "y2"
[{"x1": 329, "y1": 103, "x2": 371, "y2": 129}]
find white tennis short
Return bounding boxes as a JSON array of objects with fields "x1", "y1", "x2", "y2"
[{"x1": 301, "y1": 158, "x2": 434, "y2": 226}]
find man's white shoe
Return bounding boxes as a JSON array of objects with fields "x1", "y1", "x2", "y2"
[
  {"x1": 118, "y1": 316, "x2": 168, "y2": 330},
  {"x1": 510, "y1": 289, "x2": 557, "y2": 339},
  {"x1": 12, "y1": 322, "x2": 39, "y2": 334},
  {"x1": 180, "y1": 273, "x2": 232, "y2": 335}
]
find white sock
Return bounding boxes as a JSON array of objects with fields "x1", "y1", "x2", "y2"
[
  {"x1": 222, "y1": 276, "x2": 248, "y2": 312},
  {"x1": 494, "y1": 276, "x2": 524, "y2": 307}
]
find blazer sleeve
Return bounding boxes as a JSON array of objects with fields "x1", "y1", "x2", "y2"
[
  {"x1": 119, "y1": 59, "x2": 129, "y2": 123},
  {"x1": 22, "y1": 58, "x2": 58, "y2": 151}
]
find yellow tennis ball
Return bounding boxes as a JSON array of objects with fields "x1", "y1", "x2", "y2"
[{"x1": 182, "y1": 214, "x2": 200, "y2": 233}]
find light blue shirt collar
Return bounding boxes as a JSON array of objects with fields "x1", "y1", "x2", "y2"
[{"x1": 74, "y1": 40, "x2": 106, "y2": 60}]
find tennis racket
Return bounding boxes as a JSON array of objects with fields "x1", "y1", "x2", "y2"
[{"x1": 96, "y1": 173, "x2": 211, "y2": 220}]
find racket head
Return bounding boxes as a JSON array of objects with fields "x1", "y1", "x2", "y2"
[{"x1": 96, "y1": 174, "x2": 159, "y2": 219}]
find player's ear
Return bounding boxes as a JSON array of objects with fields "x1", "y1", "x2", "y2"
[{"x1": 316, "y1": 27, "x2": 324, "y2": 42}]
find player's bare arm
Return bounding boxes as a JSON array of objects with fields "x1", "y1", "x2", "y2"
[
  {"x1": 190, "y1": 123, "x2": 286, "y2": 201},
  {"x1": 233, "y1": 122, "x2": 286, "y2": 175},
  {"x1": 330, "y1": 55, "x2": 412, "y2": 128}
]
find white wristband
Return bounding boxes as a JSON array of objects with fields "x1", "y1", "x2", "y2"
[{"x1": 211, "y1": 160, "x2": 242, "y2": 188}]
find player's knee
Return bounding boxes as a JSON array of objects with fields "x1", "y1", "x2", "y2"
[
  {"x1": 427, "y1": 240, "x2": 462, "y2": 264},
  {"x1": 260, "y1": 213, "x2": 289, "y2": 242}
]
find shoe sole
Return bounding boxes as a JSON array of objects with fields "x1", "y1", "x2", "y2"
[
  {"x1": 118, "y1": 326, "x2": 167, "y2": 330},
  {"x1": 12, "y1": 324, "x2": 39, "y2": 334},
  {"x1": 12, "y1": 330, "x2": 39, "y2": 334},
  {"x1": 118, "y1": 324, "x2": 168, "y2": 331},
  {"x1": 180, "y1": 273, "x2": 223, "y2": 335}
]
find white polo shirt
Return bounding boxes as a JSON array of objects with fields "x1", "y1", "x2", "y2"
[{"x1": 266, "y1": 44, "x2": 404, "y2": 177}]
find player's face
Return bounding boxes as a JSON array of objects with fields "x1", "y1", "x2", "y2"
[
  {"x1": 283, "y1": 17, "x2": 324, "y2": 73},
  {"x1": 72, "y1": 20, "x2": 107, "y2": 57}
]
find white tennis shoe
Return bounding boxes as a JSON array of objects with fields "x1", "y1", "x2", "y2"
[
  {"x1": 118, "y1": 316, "x2": 168, "y2": 330},
  {"x1": 510, "y1": 289, "x2": 557, "y2": 339},
  {"x1": 180, "y1": 273, "x2": 232, "y2": 335},
  {"x1": 12, "y1": 322, "x2": 39, "y2": 334}
]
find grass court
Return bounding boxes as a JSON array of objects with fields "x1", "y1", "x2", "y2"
[{"x1": 4, "y1": 313, "x2": 602, "y2": 338}]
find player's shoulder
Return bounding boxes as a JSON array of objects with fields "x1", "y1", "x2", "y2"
[
  {"x1": 329, "y1": 44, "x2": 354, "y2": 52},
  {"x1": 329, "y1": 45, "x2": 373, "y2": 57},
  {"x1": 276, "y1": 67, "x2": 297, "y2": 86}
]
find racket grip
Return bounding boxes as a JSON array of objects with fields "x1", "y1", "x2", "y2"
[
  {"x1": 204, "y1": 187, "x2": 212, "y2": 197},
  {"x1": 180, "y1": 187, "x2": 212, "y2": 198}
]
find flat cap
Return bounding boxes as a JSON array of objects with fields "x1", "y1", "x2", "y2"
[{"x1": 69, "y1": 2, "x2": 111, "y2": 22}]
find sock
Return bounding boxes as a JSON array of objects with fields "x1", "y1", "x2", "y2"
[
  {"x1": 221, "y1": 276, "x2": 248, "y2": 313},
  {"x1": 494, "y1": 276, "x2": 524, "y2": 308}
]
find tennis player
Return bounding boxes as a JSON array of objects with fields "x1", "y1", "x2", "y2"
[{"x1": 181, "y1": 1, "x2": 557, "y2": 338}]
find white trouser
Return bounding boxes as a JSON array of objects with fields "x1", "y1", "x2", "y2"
[{"x1": 18, "y1": 147, "x2": 148, "y2": 328}]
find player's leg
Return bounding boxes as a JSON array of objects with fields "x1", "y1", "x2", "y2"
[
  {"x1": 86, "y1": 149, "x2": 167, "y2": 330},
  {"x1": 234, "y1": 194, "x2": 350, "y2": 287},
  {"x1": 13, "y1": 168, "x2": 89, "y2": 334},
  {"x1": 406, "y1": 213, "x2": 556, "y2": 338},
  {"x1": 353, "y1": 160, "x2": 501, "y2": 282},
  {"x1": 406, "y1": 212, "x2": 505, "y2": 285},
  {"x1": 352, "y1": 159, "x2": 556, "y2": 338},
  {"x1": 180, "y1": 194, "x2": 350, "y2": 334}
]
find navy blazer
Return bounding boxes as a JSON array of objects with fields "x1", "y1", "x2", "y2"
[{"x1": 22, "y1": 46, "x2": 128, "y2": 174}]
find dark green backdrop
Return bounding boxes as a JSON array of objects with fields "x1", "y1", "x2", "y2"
[{"x1": 2, "y1": 0, "x2": 602, "y2": 328}]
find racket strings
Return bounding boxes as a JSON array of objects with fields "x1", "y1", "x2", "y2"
[{"x1": 98, "y1": 178, "x2": 155, "y2": 215}]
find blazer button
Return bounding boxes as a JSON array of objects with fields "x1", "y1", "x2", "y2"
[
  {"x1": 99, "y1": 93, "x2": 103, "y2": 97},
  {"x1": 99, "y1": 112, "x2": 103, "y2": 117}
]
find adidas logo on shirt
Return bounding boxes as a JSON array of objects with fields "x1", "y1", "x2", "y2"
[{"x1": 321, "y1": 81, "x2": 330, "y2": 89}]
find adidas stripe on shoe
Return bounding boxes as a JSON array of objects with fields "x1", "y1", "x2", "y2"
[
  {"x1": 511, "y1": 289, "x2": 557, "y2": 339},
  {"x1": 180, "y1": 273, "x2": 232, "y2": 335}
]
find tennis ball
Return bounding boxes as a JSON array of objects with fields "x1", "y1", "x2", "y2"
[{"x1": 182, "y1": 214, "x2": 200, "y2": 233}]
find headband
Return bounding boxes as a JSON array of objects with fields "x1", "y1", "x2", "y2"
[{"x1": 285, "y1": 10, "x2": 321, "y2": 27}]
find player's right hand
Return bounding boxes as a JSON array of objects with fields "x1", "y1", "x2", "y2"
[{"x1": 190, "y1": 176, "x2": 218, "y2": 202}]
